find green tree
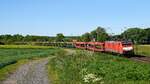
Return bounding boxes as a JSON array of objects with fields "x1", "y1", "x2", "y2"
[
  {"x1": 91, "y1": 27, "x2": 108, "y2": 42},
  {"x1": 56, "y1": 33, "x2": 65, "y2": 42},
  {"x1": 0, "y1": 34, "x2": 13, "y2": 44},
  {"x1": 81, "y1": 32, "x2": 91, "y2": 42},
  {"x1": 121, "y1": 28, "x2": 146, "y2": 43},
  {"x1": 91, "y1": 30, "x2": 97, "y2": 40},
  {"x1": 13, "y1": 34, "x2": 24, "y2": 42},
  {"x1": 143, "y1": 28, "x2": 150, "y2": 44},
  {"x1": 111, "y1": 35, "x2": 122, "y2": 41}
]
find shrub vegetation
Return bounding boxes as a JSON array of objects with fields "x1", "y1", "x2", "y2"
[{"x1": 48, "y1": 49, "x2": 150, "y2": 84}]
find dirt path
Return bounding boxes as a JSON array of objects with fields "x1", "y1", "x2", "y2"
[
  {"x1": 2, "y1": 49, "x2": 74, "y2": 84},
  {"x1": 2, "y1": 57, "x2": 51, "y2": 84}
]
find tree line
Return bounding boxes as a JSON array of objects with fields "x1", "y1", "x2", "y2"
[
  {"x1": 120, "y1": 28, "x2": 150, "y2": 44},
  {"x1": 80, "y1": 27, "x2": 150, "y2": 44},
  {"x1": 0, "y1": 34, "x2": 79, "y2": 45},
  {"x1": 0, "y1": 27, "x2": 150, "y2": 45},
  {"x1": 80, "y1": 27, "x2": 109, "y2": 42},
  {"x1": 0, "y1": 35, "x2": 53, "y2": 44}
]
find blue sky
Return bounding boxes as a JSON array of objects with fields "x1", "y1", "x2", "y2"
[{"x1": 0, "y1": 0, "x2": 150, "y2": 36}]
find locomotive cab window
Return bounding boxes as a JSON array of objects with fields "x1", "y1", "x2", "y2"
[{"x1": 122, "y1": 43, "x2": 132, "y2": 47}]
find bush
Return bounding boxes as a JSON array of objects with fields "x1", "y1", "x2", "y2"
[{"x1": 48, "y1": 50, "x2": 150, "y2": 84}]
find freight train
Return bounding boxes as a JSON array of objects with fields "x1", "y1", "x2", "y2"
[
  {"x1": 45, "y1": 41, "x2": 134, "y2": 55},
  {"x1": 74, "y1": 41, "x2": 134, "y2": 54}
]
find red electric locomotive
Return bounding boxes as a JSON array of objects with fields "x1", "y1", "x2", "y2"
[
  {"x1": 74, "y1": 41, "x2": 134, "y2": 55},
  {"x1": 104, "y1": 41, "x2": 134, "y2": 54}
]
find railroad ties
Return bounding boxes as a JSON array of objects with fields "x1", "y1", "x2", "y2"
[{"x1": 127, "y1": 55, "x2": 150, "y2": 63}]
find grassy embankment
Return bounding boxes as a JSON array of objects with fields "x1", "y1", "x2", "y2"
[
  {"x1": 0, "y1": 45, "x2": 61, "y2": 81},
  {"x1": 134, "y1": 45, "x2": 150, "y2": 56},
  {"x1": 48, "y1": 49, "x2": 150, "y2": 84}
]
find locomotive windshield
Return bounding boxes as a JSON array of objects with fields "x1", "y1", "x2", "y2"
[
  {"x1": 122, "y1": 41, "x2": 133, "y2": 47},
  {"x1": 123, "y1": 43, "x2": 132, "y2": 47}
]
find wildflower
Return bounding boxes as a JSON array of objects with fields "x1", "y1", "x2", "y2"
[
  {"x1": 85, "y1": 73, "x2": 96, "y2": 79},
  {"x1": 83, "y1": 77, "x2": 89, "y2": 83},
  {"x1": 83, "y1": 73, "x2": 104, "y2": 83},
  {"x1": 92, "y1": 77, "x2": 102, "y2": 82},
  {"x1": 83, "y1": 73, "x2": 96, "y2": 83}
]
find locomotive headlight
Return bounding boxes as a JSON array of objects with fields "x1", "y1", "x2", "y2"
[{"x1": 123, "y1": 47, "x2": 133, "y2": 51}]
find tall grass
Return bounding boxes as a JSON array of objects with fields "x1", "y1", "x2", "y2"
[
  {"x1": 48, "y1": 50, "x2": 150, "y2": 84},
  {"x1": 135, "y1": 45, "x2": 150, "y2": 56},
  {"x1": 0, "y1": 47, "x2": 59, "y2": 69}
]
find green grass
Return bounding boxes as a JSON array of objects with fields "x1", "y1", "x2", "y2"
[
  {"x1": 0, "y1": 45, "x2": 62, "y2": 81},
  {"x1": 135, "y1": 45, "x2": 150, "y2": 56},
  {"x1": 0, "y1": 59, "x2": 30, "y2": 81},
  {"x1": 0, "y1": 48, "x2": 58, "y2": 69},
  {"x1": 47, "y1": 49, "x2": 67, "y2": 84},
  {"x1": 48, "y1": 49, "x2": 150, "y2": 84}
]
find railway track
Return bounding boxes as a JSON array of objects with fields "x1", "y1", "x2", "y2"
[
  {"x1": 126, "y1": 55, "x2": 150, "y2": 63},
  {"x1": 85, "y1": 49, "x2": 150, "y2": 63}
]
